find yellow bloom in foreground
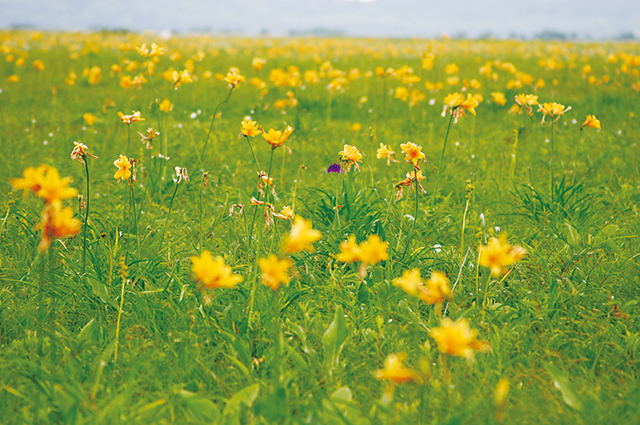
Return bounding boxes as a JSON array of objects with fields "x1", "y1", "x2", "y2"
[
  {"x1": 393, "y1": 269, "x2": 423, "y2": 296},
  {"x1": 374, "y1": 353, "x2": 418, "y2": 384},
  {"x1": 191, "y1": 251, "x2": 243, "y2": 290},
  {"x1": 83, "y1": 112, "x2": 98, "y2": 126},
  {"x1": 336, "y1": 235, "x2": 363, "y2": 263},
  {"x1": 113, "y1": 155, "x2": 132, "y2": 182},
  {"x1": 339, "y1": 144, "x2": 363, "y2": 171},
  {"x1": 538, "y1": 102, "x2": 571, "y2": 123},
  {"x1": 418, "y1": 271, "x2": 452, "y2": 305},
  {"x1": 225, "y1": 72, "x2": 246, "y2": 88},
  {"x1": 39, "y1": 201, "x2": 81, "y2": 252},
  {"x1": 479, "y1": 235, "x2": 526, "y2": 277},
  {"x1": 428, "y1": 318, "x2": 490, "y2": 360},
  {"x1": 11, "y1": 165, "x2": 49, "y2": 196},
  {"x1": 581, "y1": 114, "x2": 601, "y2": 130},
  {"x1": 259, "y1": 254, "x2": 293, "y2": 290},
  {"x1": 37, "y1": 167, "x2": 78, "y2": 204},
  {"x1": 240, "y1": 119, "x2": 261, "y2": 137},
  {"x1": 282, "y1": 216, "x2": 321, "y2": 254},
  {"x1": 261, "y1": 126, "x2": 294, "y2": 148},
  {"x1": 400, "y1": 141, "x2": 425, "y2": 167},
  {"x1": 359, "y1": 234, "x2": 389, "y2": 265}
]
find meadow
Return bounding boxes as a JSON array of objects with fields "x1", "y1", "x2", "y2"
[{"x1": 0, "y1": 30, "x2": 639, "y2": 424}]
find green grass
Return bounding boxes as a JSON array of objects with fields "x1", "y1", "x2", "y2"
[{"x1": 0, "y1": 30, "x2": 639, "y2": 424}]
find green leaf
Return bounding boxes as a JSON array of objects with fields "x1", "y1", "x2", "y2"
[
  {"x1": 544, "y1": 363, "x2": 583, "y2": 410},
  {"x1": 322, "y1": 305, "x2": 349, "y2": 373},
  {"x1": 223, "y1": 383, "x2": 260, "y2": 416},
  {"x1": 178, "y1": 390, "x2": 220, "y2": 423}
]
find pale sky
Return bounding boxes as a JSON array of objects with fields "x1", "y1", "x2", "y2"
[{"x1": 1, "y1": 0, "x2": 638, "y2": 39}]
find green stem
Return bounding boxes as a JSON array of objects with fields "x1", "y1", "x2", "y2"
[
  {"x1": 550, "y1": 120, "x2": 555, "y2": 203},
  {"x1": 432, "y1": 112, "x2": 454, "y2": 208},
  {"x1": 129, "y1": 179, "x2": 140, "y2": 259},
  {"x1": 114, "y1": 272, "x2": 127, "y2": 362},
  {"x1": 460, "y1": 198, "x2": 470, "y2": 251},
  {"x1": 82, "y1": 159, "x2": 90, "y2": 277},
  {"x1": 245, "y1": 136, "x2": 262, "y2": 171},
  {"x1": 201, "y1": 87, "x2": 234, "y2": 165},
  {"x1": 159, "y1": 182, "x2": 180, "y2": 248},
  {"x1": 262, "y1": 148, "x2": 276, "y2": 224},
  {"x1": 126, "y1": 124, "x2": 131, "y2": 155}
]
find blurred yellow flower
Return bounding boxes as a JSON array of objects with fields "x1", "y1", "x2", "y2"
[
  {"x1": 33, "y1": 59, "x2": 45, "y2": 71},
  {"x1": 428, "y1": 318, "x2": 490, "y2": 360},
  {"x1": 282, "y1": 216, "x2": 321, "y2": 254},
  {"x1": 172, "y1": 69, "x2": 192, "y2": 88},
  {"x1": 418, "y1": 271, "x2": 452, "y2": 305},
  {"x1": 36, "y1": 167, "x2": 78, "y2": 204},
  {"x1": 581, "y1": 114, "x2": 601, "y2": 130},
  {"x1": 374, "y1": 353, "x2": 417, "y2": 384},
  {"x1": 39, "y1": 200, "x2": 81, "y2": 252},
  {"x1": 225, "y1": 72, "x2": 245, "y2": 88},
  {"x1": 479, "y1": 235, "x2": 526, "y2": 277},
  {"x1": 394, "y1": 86, "x2": 409, "y2": 102},
  {"x1": 393, "y1": 268, "x2": 423, "y2": 296},
  {"x1": 191, "y1": 251, "x2": 243, "y2": 290},
  {"x1": 491, "y1": 92, "x2": 507, "y2": 106},
  {"x1": 159, "y1": 99, "x2": 173, "y2": 112},
  {"x1": 252, "y1": 57, "x2": 266, "y2": 71},
  {"x1": 88, "y1": 66, "x2": 101, "y2": 85},
  {"x1": 8, "y1": 75, "x2": 20, "y2": 83},
  {"x1": 83, "y1": 112, "x2": 98, "y2": 126},
  {"x1": 359, "y1": 234, "x2": 389, "y2": 265},
  {"x1": 259, "y1": 254, "x2": 293, "y2": 290},
  {"x1": 337, "y1": 235, "x2": 362, "y2": 263},
  {"x1": 11, "y1": 165, "x2": 49, "y2": 196}
]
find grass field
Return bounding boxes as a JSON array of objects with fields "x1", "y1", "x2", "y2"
[{"x1": 0, "y1": 30, "x2": 639, "y2": 424}]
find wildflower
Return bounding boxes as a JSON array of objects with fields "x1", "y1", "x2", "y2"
[
  {"x1": 336, "y1": 235, "x2": 363, "y2": 263},
  {"x1": 261, "y1": 126, "x2": 294, "y2": 149},
  {"x1": 11, "y1": 165, "x2": 49, "y2": 196},
  {"x1": 70, "y1": 142, "x2": 97, "y2": 164},
  {"x1": 273, "y1": 205, "x2": 295, "y2": 220},
  {"x1": 83, "y1": 112, "x2": 98, "y2": 126},
  {"x1": 252, "y1": 57, "x2": 266, "y2": 71},
  {"x1": 418, "y1": 271, "x2": 451, "y2": 305},
  {"x1": 172, "y1": 70, "x2": 192, "y2": 88},
  {"x1": 138, "y1": 128, "x2": 160, "y2": 149},
  {"x1": 39, "y1": 201, "x2": 81, "y2": 252},
  {"x1": 478, "y1": 235, "x2": 526, "y2": 277},
  {"x1": 135, "y1": 43, "x2": 149, "y2": 57},
  {"x1": 33, "y1": 60, "x2": 45, "y2": 71},
  {"x1": 240, "y1": 119, "x2": 261, "y2": 137},
  {"x1": 282, "y1": 216, "x2": 321, "y2": 254},
  {"x1": 8, "y1": 75, "x2": 20, "y2": 83},
  {"x1": 442, "y1": 93, "x2": 478, "y2": 123},
  {"x1": 225, "y1": 72, "x2": 245, "y2": 88},
  {"x1": 581, "y1": 114, "x2": 601, "y2": 130},
  {"x1": 393, "y1": 269, "x2": 423, "y2": 296},
  {"x1": 259, "y1": 254, "x2": 293, "y2": 290},
  {"x1": 395, "y1": 170, "x2": 426, "y2": 199},
  {"x1": 257, "y1": 171, "x2": 276, "y2": 197},
  {"x1": 175, "y1": 167, "x2": 189, "y2": 184},
  {"x1": 374, "y1": 353, "x2": 418, "y2": 384},
  {"x1": 491, "y1": 92, "x2": 507, "y2": 106},
  {"x1": 114, "y1": 155, "x2": 132, "y2": 182},
  {"x1": 538, "y1": 102, "x2": 571, "y2": 124},
  {"x1": 339, "y1": 144, "x2": 363, "y2": 171},
  {"x1": 360, "y1": 234, "x2": 389, "y2": 265},
  {"x1": 149, "y1": 44, "x2": 164, "y2": 57},
  {"x1": 159, "y1": 99, "x2": 173, "y2": 112},
  {"x1": 400, "y1": 142, "x2": 425, "y2": 167},
  {"x1": 394, "y1": 87, "x2": 409, "y2": 102},
  {"x1": 88, "y1": 66, "x2": 101, "y2": 85},
  {"x1": 377, "y1": 143, "x2": 398, "y2": 165},
  {"x1": 190, "y1": 251, "x2": 243, "y2": 290},
  {"x1": 514, "y1": 94, "x2": 539, "y2": 116},
  {"x1": 409, "y1": 89, "x2": 425, "y2": 107},
  {"x1": 118, "y1": 111, "x2": 144, "y2": 124},
  {"x1": 428, "y1": 318, "x2": 490, "y2": 360},
  {"x1": 327, "y1": 163, "x2": 341, "y2": 174},
  {"x1": 65, "y1": 72, "x2": 77, "y2": 86},
  {"x1": 36, "y1": 167, "x2": 78, "y2": 204}
]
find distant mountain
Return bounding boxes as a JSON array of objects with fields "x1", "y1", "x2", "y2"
[{"x1": 1, "y1": 0, "x2": 638, "y2": 39}]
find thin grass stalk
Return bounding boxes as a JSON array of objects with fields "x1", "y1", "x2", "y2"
[
  {"x1": 432, "y1": 112, "x2": 454, "y2": 207},
  {"x1": 129, "y1": 179, "x2": 140, "y2": 258},
  {"x1": 159, "y1": 182, "x2": 180, "y2": 248},
  {"x1": 201, "y1": 87, "x2": 234, "y2": 162},
  {"x1": 82, "y1": 159, "x2": 90, "y2": 276}
]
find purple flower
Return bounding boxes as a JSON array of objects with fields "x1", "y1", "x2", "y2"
[{"x1": 327, "y1": 163, "x2": 341, "y2": 173}]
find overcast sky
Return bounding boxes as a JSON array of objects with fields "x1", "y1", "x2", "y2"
[{"x1": 1, "y1": 0, "x2": 639, "y2": 39}]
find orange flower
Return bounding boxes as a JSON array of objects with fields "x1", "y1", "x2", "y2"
[
  {"x1": 581, "y1": 114, "x2": 601, "y2": 130},
  {"x1": 39, "y1": 201, "x2": 81, "y2": 252}
]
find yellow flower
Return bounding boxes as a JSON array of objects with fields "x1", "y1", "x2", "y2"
[
  {"x1": 339, "y1": 144, "x2": 363, "y2": 171},
  {"x1": 538, "y1": 102, "x2": 571, "y2": 123},
  {"x1": 491, "y1": 92, "x2": 507, "y2": 106},
  {"x1": 393, "y1": 269, "x2": 423, "y2": 296},
  {"x1": 240, "y1": 119, "x2": 262, "y2": 137},
  {"x1": 12, "y1": 165, "x2": 49, "y2": 196},
  {"x1": 442, "y1": 93, "x2": 478, "y2": 122},
  {"x1": 377, "y1": 143, "x2": 397, "y2": 165},
  {"x1": 114, "y1": 155, "x2": 132, "y2": 182},
  {"x1": 259, "y1": 254, "x2": 293, "y2": 290},
  {"x1": 191, "y1": 251, "x2": 243, "y2": 290},
  {"x1": 172, "y1": 69, "x2": 192, "y2": 88},
  {"x1": 409, "y1": 89, "x2": 425, "y2": 107},
  {"x1": 83, "y1": 113, "x2": 98, "y2": 126},
  {"x1": 394, "y1": 87, "x2": 409, "y2": 102},
  {"x1": 149, "y1": 43, "x2": 164, "y2": 57},
  {"x1": 252, "y1": 57, "x2": 266, "y2": 71},
  {"x1": 36, "y1": 167, "x2": 78, "y2": 204},
  {"x1": 418, "y1": 271, "x2": 452, "y2": 305},
  {"x1": 514, "y1": 94, "x2": 538, "y2": 116},
  {"x1": 8, "y1": 75, "x2": 20, "y2": 83},
  {"x1": 581, "y1": 114, "x2": 601, "y2": 130},
  {"x1": 65, "y1": 72, "x2": 77, "y2": 86},
  {"x1": 118, "y1": 111, "x2": 145, "y2": 124},
  {"x1": 33, "y1": 59, "x2": 45, "y2": 71},
  {"x1": 135, "y1": 43, "x2": 149, "y2": 57},
  {"x1": 70, "y1": 142, "x2": 97, "y2": 164},
  {"x1": 225, "y1": 72, "x2": 245, "y2": 88},
  {"x1": 273, "y1": 205, "x2": 295, "y2": 220},
  {"x1": 400, "y1": 142, "x2": 425, "y2": 167},
  {"x1": 444, "y1": 63, "x2": 459, "y2": 74},
  {"x1": 336, "y1": 235, "x2": 363, "y2": 263},
  {"x1": 39, "y1": 201, "x2": 81, "y2": 252},
  {"x1": 261, "y1": 126, "x2": 294, "y2": 149},
  {"x1": 88, "y1": 66, "x2": 101, "y2": 85},
  {"x1": 159, "y1": 99, "x2": 173, "y2": 112},
  {"x1": 428, "y1": 318, "x2": 490, "y2": 360},
  {"x1": 282, "y1": 216, "x2": 321, "y2": 254},
  {"x1": 359, "y1": 234, "x2": 389, "y2": 265},
  {"x1": 460, "y1": 93, "x2": 479, "y2": 115},
  {"x1": 478, "y1": 235, "x2": 526, "y2": 277},
  {"x1": 374, "y1": 353, "x2": 417, "y2": 384}
]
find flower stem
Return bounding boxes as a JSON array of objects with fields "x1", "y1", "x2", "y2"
[
  {"x1": 114, "y1": 268, "x2": 126, "y2": 362},
  {"x1": 201, "y1": 87, "x2": 234, "y2": 164},
  {"x1": 82, "y1": 159, "x2": 90, "y2": 277},
  {"x1": 549, "y1": 120, "x2": 555, "y2": 204},
  {"x1": 432, "y1": 112, "x2": 454, "y2": 208},
  {"x1": 126, "y1": 124, "x2": 131, "y2": 155},
  {"x1": 129, "y1": 179, "x2": 140, "y2": 258},
  {"x1": 159, "y1": 182, "x2": 180, "y2": 249}
]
